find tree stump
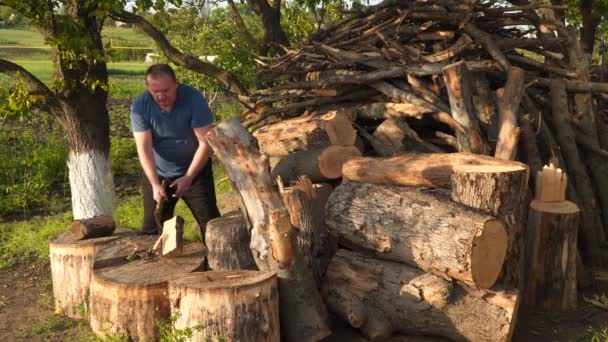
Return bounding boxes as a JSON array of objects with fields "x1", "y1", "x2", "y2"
[
  {"x1": 168, "y1": 270, "x2": 280, "y2": 341},
  {"x1": 450, "y1": 163, "x2": 529, "y2": 289},
  {"x1": 206, "y1": 211, "x2": 257, "y2": 271},
  {"x1": 326, "y1": 181, "x2": 507, "y2": 289},
  {"x1": 323, "y1": 249, "x2": 519, "y2": 342},
  {"x1": 89, "y1": 236, "x2": 206, "y2": 341},
  {"x1": 49, "y1": 229, "x2": 131, "y2": 319}
]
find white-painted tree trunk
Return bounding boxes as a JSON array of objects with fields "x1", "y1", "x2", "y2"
[{"x1": 67, "y1": 150, "x2": 114, "y2": 219}]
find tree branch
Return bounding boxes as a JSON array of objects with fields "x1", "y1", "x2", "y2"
[
  {"x1": 226, "y1": 0, "x2": 257, "y2": 50},
  {"x1": 110, "y1": 10, "x2": 249, "y2": 97},
  {"x1": 0, "y1": 58, "x2": 62, "y2": 115}
]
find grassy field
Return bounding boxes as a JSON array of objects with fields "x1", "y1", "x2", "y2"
[{"x1": 0, "y1": 26, "x2": 154, "y2": 48}]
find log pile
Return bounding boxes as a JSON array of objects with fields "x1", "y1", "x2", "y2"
[{"x1": 247, "y1": 0, "x2": 608, "y2": 269}]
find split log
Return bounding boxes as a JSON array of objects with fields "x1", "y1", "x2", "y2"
[
  {"x1": 152, "y1": 216, "x2": 184, "y2": 257},
  {"x1": 326, "y1": 182, "x2": 507, "y2": 289},
  {"x1": 372, "y1": 118, "x2": 442, "y2": 154},
  {"x1": 49, "y1": 230, "x2": 131, "y2": 319},
  {"x1": 342, "y1": 152, "x2": 527, "y2": 188},
  {"x1": 253, "y1": 110, "x2": 356, "y2": 156},
  {"x1": 271, "y1": 145, "x2": 361, "y2": 184},
  {"x1": 442, "y1": 61, "x2": 488, "y2": 154},
  {"x1": 206, "y1": 211, "x2": 257, "y2": 271},
  {"x1": 69, "y1": 215, "x2": 116, "y2": 240},
  {"x1": 323, "y1": 249, "x2": 519, "y2": 342},
  {"x1": 525, "y1": 165, "x2": 580, "y2": 311},
  {"x1": 450, "y1": 164, "x2": 529, "y2": 289},
  {"x1": 206, "y1": 118, "x2": 331, "y2": 342},
  {"x1": 494, "y1": 67, "x2": 525, "y2": 160},
  {"x1": 89, "y1": 236, "x2": 206, "y2": 341},
  {"x1": 168, "y1": 270, "x2": 280, "y2": 341}
]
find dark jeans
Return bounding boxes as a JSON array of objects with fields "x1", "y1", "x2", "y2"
[{"x1": 141, "y1": 160, "x2": 221, "y2": 242}]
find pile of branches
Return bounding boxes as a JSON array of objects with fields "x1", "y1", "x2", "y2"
[{"x1": 245, "y1": 0, "x2": 608, "y2": 267}]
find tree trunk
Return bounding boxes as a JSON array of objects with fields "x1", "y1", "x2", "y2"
[
  {"x1": 206, "y1": 118, "x2": 331, "y2": 342},
  {"x1": 342, "y1": 153, "x2": 527, "y2": 188},
  {"x1": 271, "y1": 145, "x2": 361, "y2": 184},
  {"x1": 89, "y1": 236, "x2": 206, "y2": 341},
  {"x1": 69, "y1": 215, "x2": 115, "y2": 240},
  {"x1": 323, "y1": 249, "x2": 519, "y2": 342},
  {"x1": 326, "y1": 182, "x2": 507, "y2": 289},
  {"x1": 168, "y1": 270, "x2": 280, "y2": 341},
  {"x1": 253, "y1": 110, "x2": 356, "y2": 156},
  {"x1": 450, "y1": 164, "x2": 529, "y2": 289},
  {"x1": 442, "y1": 61, "x2": 488, "y2": 154},
  {"x1": 206, "y1": 211, "x2": 257, "y2": 271},
  {"x1": 525, "y1": 200, "x2": 579, "y2": 311},
  {"x1": 494, "y1": 67, "x2": 525, "y2": 160},
  {"x1": 49, "y1": 230, "x2": 130, "y2": 319}
]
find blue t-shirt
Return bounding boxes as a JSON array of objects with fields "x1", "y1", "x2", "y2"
[{"x1": 130, "y1": 84, "x2": 214, "y2": 178}]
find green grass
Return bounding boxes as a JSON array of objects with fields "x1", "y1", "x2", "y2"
[
  {"x1": 0, "y1": 28, "x2": 45, "y2": 47},
  {"x1": 0, "y1": 27, "x2": 153, "y2": 48}
]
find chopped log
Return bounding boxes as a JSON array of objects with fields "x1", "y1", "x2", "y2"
[
  {"x1": 342, "y1": 152, "x2": 527, "y2": 188},
  {"x1": 373, "y1": 118, "x2": 443, "y2": 154},
  {"x1": 442, "y1": 61, "x2": 488, "y2": 154},
  {"x1": 206, "y1": 118, "x2": 331, "y2": 342},
  {"x1": 271, "y1": 145, "x2": 361, "y2": 184},
  {"x1": 69, "y1": 215, "x2": 116, "y2": 240},
  {"x1": 89, "y1": 236, "x2": 206, "y2": 340},
  {"x1": 495, "y1": 67, "x2": 525, "y2": 160},
  {"x1": 450, "y1": 164, "x2": 529, "y2": 289},
  {"x1": 525, "y1": 199, "x2": 579, "y2": 311},
  {"x1": 168, "y1": 271, "x2": 280, "y2": 341},
  {"x1": 49, "y1": 230, "x2": 132, "y2": 319},
  {"x1": 326, "y1": 182, "x2": 507, "y2": 289},
  {"x1": 471, "y1": 71, "x2": 499, "y2": 143},
  {"x1": 152, "y1": 216, "x2": 184, "y2": 257},
  {"x1": 253, "y1": 110, "x2": 356, "y2": 156},
  {"x1": 355, "y1": 102, "x2": 434, "y2": 120},
  {"x1": 323, "y1": 249, "x2": 519, "y2": 341},
  {"x1": 534, "y1": 163, "x2": 567, "y2": 202},
  {"x1": 206, "y1": 211, "x2": 257, "y2": 271}
]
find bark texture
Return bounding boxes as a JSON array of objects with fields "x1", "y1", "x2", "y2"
[
  {"x1": 206, "y1": 211, "x2": 257, "y2": 271},
  {"x1": 69, "y1": 215, "x2": 116, "y2": 240}
]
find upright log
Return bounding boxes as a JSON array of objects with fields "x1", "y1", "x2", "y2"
[
  {"x1": 342, "y1": 152, "x2": 527, "y2": 188},
  {"x1": 89, "y1": 236, "x2": 206, "y2": 341},
  {"x1": 49, "y1": 230, "x2": 131, "y2": 319},
  {"x1": 206, "y1": 118, "x2": 331, "y2": 342},
  {"x1": 326, "y1": 182, "x2": 507, "y2": 289},
  {"x1": 451, "y1": 164, "x2": 529, "y2": 289},
  {"x1": 69, "y1": 215, "x2": 116, "y2": 240},
  {"x1": 206, "y1": 211, "x2": 257, "y2": 271},
  {"x1": 442, "y1": 61, "x2": 488, "y2": 154},
  {"x1": 323, "y1": 249, "x2": 519, "y2": 342},
  {"x1": 494, "y1": 67, "x2": 525, "y2": 160},
  {"x1": 271, "y1": 145, "x2": 361, "y2": 184},
  {"x1": 168, "y1": 271, "x2": 280, "y2": 341},
  {"x1": 253, "y1": 110, "x2": 356, "y2": 156}
]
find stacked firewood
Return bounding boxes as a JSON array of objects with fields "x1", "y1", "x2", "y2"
[{"x1": 246, "y1": 0, "x2": 608, "y2": 270}]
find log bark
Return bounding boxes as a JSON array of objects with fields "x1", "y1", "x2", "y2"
[
  {"x1": 271, "y1": 145, "x2": 361, "y2": 184},
  {"x1": 494, "y1": 67, "x2": 525, "y2": 160},
  {"x1": 450, "y1": 164, "x2": 529, "y2": 289},
  {"x1": 206, "y1": 211, "x2": 257, "y2": 271},
  {"x1": 69, "y1": 215, "x2": 116, "y2": 240},
  {"x1": 525, "y1": 200, "x2": 579, "y2": 311},
  {"x1": 323, "y1": 249, "x2": 519, "y2": 342},
  {"x1": 342, "y1": 152, "x2": 527, "y2": 188},
  {"x1": 168, "y1": 270, "x2": 280, "y2": 341},
  {"x1": 442, "y1": 61, "x2": 488, "y2": 154},
  {"x1": 206, "y1": 118, "x2": 331, "y2": 342},
  {"x1": 372, "y1": 118, "x2": 443, "y2": 154},
  {"x1": 471, "y1": 71, "x2": 499, "y2": 144},
  {"x1": 89, "y1": 236, "x2": 206, "y2": 340},
  {"x1": 253, "y1": 110, "x2": 356, "y2": 156},
  {"x1": 326, "y1": 182, "x2": 507, "y2": 289},
  {"x1": 49, "y1": 230, "x2": 131, "y2": 319}
]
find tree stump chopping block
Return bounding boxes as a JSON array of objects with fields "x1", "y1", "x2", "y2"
[
  {"x1": 89, "y1": 236, "x2": 206, "y2": 341},
  {"x1": 49, "y1": 229, "x2": 133, "y2": 319},
  {"x1": 168, "y1": 270, "x2": 280, "y2": 341},
  {"x1": 206, "y1": 211, "x2": 257, "y2": 271}
]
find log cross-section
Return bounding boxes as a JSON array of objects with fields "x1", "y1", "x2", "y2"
[{"x1": 206, "y1": 118, "x2": 331, "y2": 342}]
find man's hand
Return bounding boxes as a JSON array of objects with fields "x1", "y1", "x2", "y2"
[
  {"x1": 152, "y1": 182, "x2": 167, "y2": 203},
  {"x1": 170, "y1": 175, "x2": 193, "y2": 198}
]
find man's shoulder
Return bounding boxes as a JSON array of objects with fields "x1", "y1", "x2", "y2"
[
  {"x1": 132, "y1": 91, "x2": 152, "y2": 111},
  {"x1": 178, "y1": 83, "x2": 203, "y2": 99}
]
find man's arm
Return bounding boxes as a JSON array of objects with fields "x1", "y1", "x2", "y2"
[
  {"x1": 133, "y1": 130, "x2": 166, "y2": 202},
  {"x1": 170, "y1": 124, "x2": 214, "y2": 197}
]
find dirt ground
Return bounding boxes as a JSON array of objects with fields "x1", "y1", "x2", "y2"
[{"x1": 2, "y1": 256, "x2": 608, "y2": 342}]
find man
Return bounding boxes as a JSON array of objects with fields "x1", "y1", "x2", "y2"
[{"x1": 130, "y1": 63, "x2": 220, "y2": 241}]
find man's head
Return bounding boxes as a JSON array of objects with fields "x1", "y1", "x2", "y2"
[{"x1": 145, "y1": 64, "x2": 178, "y2": 112}]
